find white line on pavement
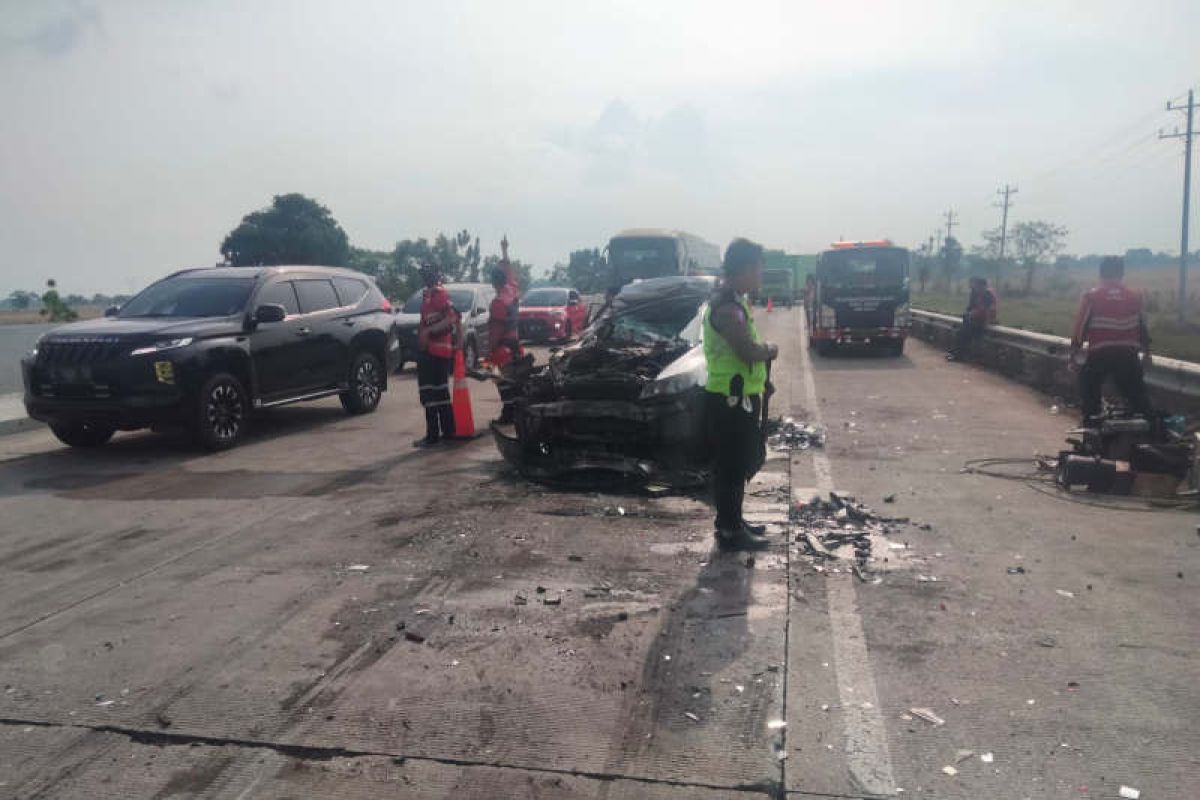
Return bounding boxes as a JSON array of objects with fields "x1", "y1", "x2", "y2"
[
  {"x1": 0, "y1": 393, "x2": 25, "y2": 423},
  {"x1": 794, "y1": 312, "x2": 897, "y2": 797}
]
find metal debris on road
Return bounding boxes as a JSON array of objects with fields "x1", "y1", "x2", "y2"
[
  {"x1": 764, "y1": 416, "x2": 825, "y2": 451},
  {"x1": 1007, "y1": 565, "x2": 1026, "y2": 574},
  {"x1": 513, "y1": 594, "x2": 528, "y2": 605},
  {"x1": 791, "y1": 492, "x2": 913, "y2": 578},
  {"x1": 346, "y1": 564, "x2": 370, "y2": 572},
  {"x1": 403, "y1": 631, "x2": 426, "y2": 644},
  {"x1": 909, "y1": 707, "x2": 945, "y2": 726},
  {"x1": 1056, "y1": 589, "x2": 1075, "y2": 598},
  {"x1": 767, "y1": 719, "x2": 787, "y2": 729},
  {"x1": 684, "y1": 712, "x2": 700, "y2": 722}
]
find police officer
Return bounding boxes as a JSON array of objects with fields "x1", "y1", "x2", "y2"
[
  {"x1": 704, "y1": 238, "x2": 778, "y2": 552},
  {"x1": 413, "y1": 264, "x2": 458, "y2": 447},
  {"x1": 487, "y1": 236, "x2": 524, "y2": 424},
  {"x1": 1069, "y1": 255, "x2": 1152, "y2": 422}
]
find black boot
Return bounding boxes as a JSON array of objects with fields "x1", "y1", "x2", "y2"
[
  {"x1": 716, "y1": 526, "x2": 769, "y2": 552},
  {"x1": 743, "y1": 521, "x2": 768, "y2": 537}
]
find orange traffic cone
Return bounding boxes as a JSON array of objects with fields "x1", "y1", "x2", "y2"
[
  {"x1": 451, "y1": 348, "x2": 476, "y2": 438},
  {"x1": 766, "y1": 296, "x2": 774, "y2": 313}
]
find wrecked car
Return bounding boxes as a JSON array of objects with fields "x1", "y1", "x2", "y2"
[{"x1": 493, "y1": 276, "x2": 716, "y2": 485}]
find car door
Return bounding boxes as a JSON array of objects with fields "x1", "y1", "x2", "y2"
[
  {"x1": 474, "y1": 287, "x2": 494, "y2": 360},
  {"x1": 567, "y1": 289, "x2": 587, "y2": 331},
  {"x1": 292, "y1": 277, "x2": 345, "y2": 388},
  {"x1": 250, "y1": 279, "x2": 309, "y2": 399}
]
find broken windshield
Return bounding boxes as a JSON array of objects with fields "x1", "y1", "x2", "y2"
[{"x1": 818, "y1": 248, "x2": 909, "y2": 288}]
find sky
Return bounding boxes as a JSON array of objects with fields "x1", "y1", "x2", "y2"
[{"x1": 1, "y1": 0, "x2": 1198, "y2": 294}]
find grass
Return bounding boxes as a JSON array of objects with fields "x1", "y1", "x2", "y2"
[
  {"x1": 913, "y1": 266, "x2": 1200, "y2": 363},
  {"x1": 0, "y1": 306, "x2": 104, "y2": 325}
]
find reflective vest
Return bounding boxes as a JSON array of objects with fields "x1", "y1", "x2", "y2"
[
  {"x1": 703, "y1": 293, "x2": 767, "y2": 396},
  {"x1": 420, "y1": 283, "x2": 457, "y2": 359},
  {"x1": 1071, "y1": 280, "x2": 1144, "y2": 352},
  {"x1": 488, "y1": 261, "x2": 522, "y2": 367}
]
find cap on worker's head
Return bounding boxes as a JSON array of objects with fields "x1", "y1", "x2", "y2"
[
  {"x1": 723, "y1": 238, "x2": 764, "y2": 275},
  {"x1": 1099, "y1": 256, "x2": 1124, "y2": 278}
]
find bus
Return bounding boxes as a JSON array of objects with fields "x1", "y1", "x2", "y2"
[
  {"x1": 606, "y1": 229, "x2": 721, "y2": 290},
  {"x1": 809, "y1": 240, "x2": 911, "y2": 356}
]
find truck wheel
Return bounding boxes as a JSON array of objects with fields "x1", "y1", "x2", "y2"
[
  {"x1": 340, "y1": 351, "x2": 383, "y2": 414},
  {"x1": 50, "y1": 421, "x2": 115, "y2": 448},
  {"x1": 193, "y1": 372, "x2": 249, "y2": 451}
]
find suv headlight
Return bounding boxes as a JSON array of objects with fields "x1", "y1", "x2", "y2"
[
  {"x1": 641, "y1": 371, "x2": 697, "y2": 399},
  {"x1": 131, "y1": 337, "x2": 194, "y2": 356},
  {"x1": 29, "y1": 334, "x2": 45, "y2": 357},
  {"x1": 819, "y1": 305, "x2": 837, "y2": 327}
]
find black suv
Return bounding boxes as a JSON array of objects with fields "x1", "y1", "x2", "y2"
[{"x1": 22, "y1": 266, "x2": 399, "y2": 450}]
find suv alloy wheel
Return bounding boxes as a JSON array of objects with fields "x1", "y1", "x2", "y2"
[
  {"x1": 194, "y1": 372, "x2": 249, "y2": 450},
  {"x1": 340, "y1": 351, "x2": 383, "y2": 414}
]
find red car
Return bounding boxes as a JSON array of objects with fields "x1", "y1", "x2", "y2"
[{"x1": 518, "y1": 287, "x2": 588, "y2": 343}]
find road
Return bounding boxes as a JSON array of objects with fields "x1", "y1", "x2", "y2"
[{"x1": 0, "y1": 307, "x2": 1195, "y2": 799}]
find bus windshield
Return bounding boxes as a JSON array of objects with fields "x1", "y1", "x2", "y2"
[
  {"x1": 609, "y1": 237, "x2": 679, "y2": 284},
  {"x1": 818, "y1": 248, "x2": 908, "y2": 288}
]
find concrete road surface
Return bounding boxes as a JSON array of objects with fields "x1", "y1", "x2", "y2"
[{"x1": 0, "y1": 308, "x2": 1195, "y2": 799}]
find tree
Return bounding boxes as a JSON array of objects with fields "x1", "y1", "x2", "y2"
[
  {"x1": 7, "y1": 290, "x2": 34, "y2": 310},
  {"x1": 482, "y1": 255, "x2": 534, "y2": 291},
  {"x1": 1010, "y1": 220, "x2": 1068, "y2": 294},
  {"x1": 220, "y1": 193, "x2": 350, "y2": 267},
  {"x1": 937, "y1": 236, "x2": 963, "y2": 290},
  {"x1": 40, "y1": 278, "x2": 77, "y2": 322},
  {"x1": 551, "y1": 248, "x2": 607, "y2": 293}
]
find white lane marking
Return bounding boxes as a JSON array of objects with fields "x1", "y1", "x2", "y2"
[
  {"x1": 794, "y1": 311, "x2": 897, "y2": 796},
  {"x1": 0, "y1": 393, "x2": 25, "y2": 423}
]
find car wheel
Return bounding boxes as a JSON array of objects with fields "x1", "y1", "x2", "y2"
[
  {"x1": 50, "y1": 421, "x2": 115, "y2": 448},
  {"x1": 463, "y1": 338, "x2": 478, "y2": 369},
  {"x1": 341, "y1": 351, "x2": 383, "y2": 414},
  {"x1": 193, "y1": 372, "x2": 249, "y2": 451}
]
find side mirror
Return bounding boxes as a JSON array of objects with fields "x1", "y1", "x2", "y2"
[
  {"x1": 104, "y1": 306, "x2": 120, "y2": 317},
  {"x1": 254, "y1": 304, "x2": 287, "y2": 324}
]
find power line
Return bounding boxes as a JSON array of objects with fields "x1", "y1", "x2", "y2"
[{"x1": 1160, "y1": 88, "x2": 1196, "y2": 325}]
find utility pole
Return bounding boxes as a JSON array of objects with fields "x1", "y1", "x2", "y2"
[
  {"x1": 1161, "y1": 89, "x2": 1195, "y2": 324},
  {"x1": 943, "y1": 209, "x2": 958, "y2": 244},
  {"x1": 994, "y1": 184, "x2": 1018, "y2": 261}
]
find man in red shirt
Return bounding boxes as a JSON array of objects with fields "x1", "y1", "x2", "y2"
[
  {"x1": 414, "y1": 264, "x2": 458, "y2": 447},
  {"x1": 946, "y1": 276, "x2": 997, "y2": 361},
  {"x1": 487, "y1": 236, "x2": 524, "y2": 424},
  {"x1": 1069, "y1": 256, "x2": 1152, "y2": 421}
]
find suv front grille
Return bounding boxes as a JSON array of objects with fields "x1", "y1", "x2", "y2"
[{"x1": 37, "y1": 339, "x2": 127, "y2": 366}]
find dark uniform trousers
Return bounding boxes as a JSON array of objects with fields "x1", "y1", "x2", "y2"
[
  {"x1": 706, "y1": 390, "x2": 762, "y2": 531},
  {"x1": 1079, "y1": 346, "x2": 1151, "y2": 419},
  {"x1": 417, "y1": 352, "x2": 455, "y2": 440}
]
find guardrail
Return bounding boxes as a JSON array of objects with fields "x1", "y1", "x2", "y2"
[{"x1": 910, "y1": 308, "x2": 1200, "y2": 413}]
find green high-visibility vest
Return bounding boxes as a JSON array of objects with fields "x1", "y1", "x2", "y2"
[{"x1": 704, "y1": 294, "x2": 767, "y2": 396}]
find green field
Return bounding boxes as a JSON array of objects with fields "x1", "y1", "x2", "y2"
[{"x1": 914, "y1": 278, "x2": 1200, "y2": 363}]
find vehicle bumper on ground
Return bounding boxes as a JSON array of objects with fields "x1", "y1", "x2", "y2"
[{"x1": 492, "y1": 391, "x2": 708, "y2": 485}]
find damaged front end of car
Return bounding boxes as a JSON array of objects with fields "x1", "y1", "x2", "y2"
[{"x1": 493, "y1": 276, "x2": 715, "y2": 486}]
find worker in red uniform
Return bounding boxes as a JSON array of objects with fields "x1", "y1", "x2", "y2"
[
  {"x1": 946, "y1": 276, "x2": 998, "y2": 361},
  {"x1": 1069, "y1": 256, "x2": 1152, "y2": 422},
  {"x1": 487, "y1": 236, "x2": 524, "y2": 424},
  {"x1": 413, "y1": 264, "x2": 458, "y2": 447}
]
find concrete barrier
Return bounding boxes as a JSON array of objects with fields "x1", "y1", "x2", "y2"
[{"x1": 910, "y1": 309, "x2": 1200, "y2": 415}]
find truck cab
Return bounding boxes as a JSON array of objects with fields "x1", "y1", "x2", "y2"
[{"x1": 809, "y1": 240, "x2": 910, "y2": 356}]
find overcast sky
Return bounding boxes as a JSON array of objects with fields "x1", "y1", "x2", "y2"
[{"x1": 2, "y1": 0, "x2": 1198, "y2": 294}]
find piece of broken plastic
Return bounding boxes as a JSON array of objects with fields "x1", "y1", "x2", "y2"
[{"x1": 1118, "y1": 787, "x2": 1140, "y2": 799}]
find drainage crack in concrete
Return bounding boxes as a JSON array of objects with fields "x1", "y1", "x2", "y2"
[{"x1": 0, "y1": 717, "x2": 781, "y2": 797}]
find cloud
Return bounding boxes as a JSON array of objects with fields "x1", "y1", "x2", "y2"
[{"x1": 19, "y1": 2, "x2": 101, "y2": 57}]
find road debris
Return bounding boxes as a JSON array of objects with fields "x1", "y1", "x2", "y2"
[
  {"x1": 346, "y1": 564, "x2": 370, "y2": 572},
  {"x1": 1118, "y1": 786, "x2": 1140, "y2": 799},
  {"x1": 980, "y1": 752, "x2": 994, "y2": 763},
  {"x1": 1056, "y1": 589, "x2": 1075, "y2": 599},
  {"x1": 955, "y1": 749, "x2": 975, "y2": 763},
  {"x1": 767, "y1": 719, "x2": 787, "y2": 729},
  {"x1": 513, "y1": 594, "x2": 528, "y2": 605},
  {"x1": 941, "y1": 765, "x2": 958, "y2": 776},
  {"x1": 684, "y1": 712, "x2": 700, "y2": 722},
  {"x1": 791, "y1": 492, "x2": 915, "y2": 577},
  {"x1": 1007, "y1": 566, "x2": 1027, "y2": 574},
  {"x1": 764, "y1": 416, "x2": 825, "y2": 451},
  {"x1": 909, "y1": 707, "x2": 945, "y2": 726},
  {"x1": 403, "y1": 631, "x2": 426, "y2": 644}
]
